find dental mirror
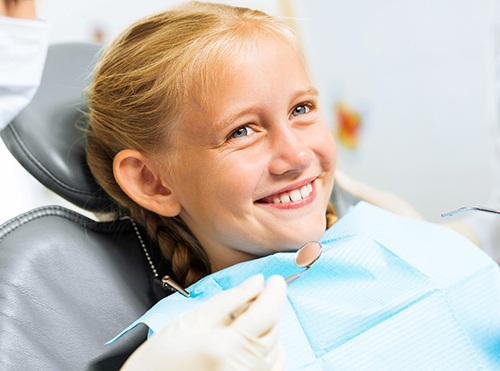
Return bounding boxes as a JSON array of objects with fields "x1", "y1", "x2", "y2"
[{"x1": 285, "y1": 241, "x2": 322, "y2": 284}]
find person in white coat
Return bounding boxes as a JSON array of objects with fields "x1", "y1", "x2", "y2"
[
  {"x1": 0, "y1": 0, "x2": 48, "y2": 130},
  {"x1": 0, "y1": 0, "x2": 56, "y2": 224}
]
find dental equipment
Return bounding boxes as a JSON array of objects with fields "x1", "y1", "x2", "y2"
[
  {"x1": 441, "y1": 206, "x2": 500, "y2": 218},
  {"x1": 284, "y1": 241, "x2": 322, "y2": 283},
  {"x1": 229, "y1": 241, "x2": 322, "y2": 319}
]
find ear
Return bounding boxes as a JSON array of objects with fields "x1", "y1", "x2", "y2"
[{"x1": 113, "y1": 149, "x2": 181, "y2": 217}]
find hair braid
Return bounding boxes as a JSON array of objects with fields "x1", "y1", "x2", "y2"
[
  {"x1": 132, "y1": 207, "x2": 210, "y2": 287},
  {"x1": 326, "y1": 202, "x2": 338, "y2": 229}
]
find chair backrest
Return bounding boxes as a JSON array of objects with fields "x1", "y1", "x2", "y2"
[
  {"x1": 0, "y1": 41, "x2": 358, "y2": 370},
  {"x1": 1, "y1": 42, "x2": 114, "y2": 213},
  {"x1": 0, "y1": 42, "x2": 169, "y2": 370}
]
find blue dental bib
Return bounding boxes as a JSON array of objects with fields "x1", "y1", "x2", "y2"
[{"x1": 111, "y1": 202, "x2": 500, "y2": 370}]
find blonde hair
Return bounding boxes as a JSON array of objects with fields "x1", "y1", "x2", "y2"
[{"x1": 86, "y1": 1, "x2": 336, "y2": 287}]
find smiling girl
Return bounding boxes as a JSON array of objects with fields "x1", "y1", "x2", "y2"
[
  {"x1": 86, "y1": 2, "x2": 500, "y2": 370},
  {"x1": 86, "y1": 1, "x2": 337, "y2": 287}
]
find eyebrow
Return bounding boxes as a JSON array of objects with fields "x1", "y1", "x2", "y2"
[
  {"x1": 214, "y1": 87, "x2": 319, "y2": 132},
  {"x1": 298, "y1": 86, "x2": 319, "y2": 98}
]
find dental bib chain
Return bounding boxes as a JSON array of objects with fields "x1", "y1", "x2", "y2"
[
  {"x1": 125, "y1": 216, "x2": 191, "y2": 297},
  {"x1": 125, "y1": 216, "x2": 158, "y2": 278}
]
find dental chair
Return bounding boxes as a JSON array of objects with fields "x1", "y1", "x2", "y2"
[{"x1": 0, "y1": 42, "x2": 358, "y2": 371}]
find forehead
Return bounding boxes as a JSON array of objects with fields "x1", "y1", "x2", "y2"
[
  {"x1": 173, "y1": 36, "x2": 312, "y2": 145},
  {"x1": 190, "y1": 33, "x2": 305, "y2": 110}
]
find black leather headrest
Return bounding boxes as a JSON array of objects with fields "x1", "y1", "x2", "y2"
[{"x1": 1, "y1": 42, "x2": 116, "y2": 213}]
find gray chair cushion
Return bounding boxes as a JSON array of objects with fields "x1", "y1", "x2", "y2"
[{"x1": 0, "y1": 206, "x2": 159, "y2": 370}]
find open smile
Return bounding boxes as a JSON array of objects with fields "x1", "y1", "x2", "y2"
[{"x1": 257, "y1": 180, "x2": 315, "y2": 205}]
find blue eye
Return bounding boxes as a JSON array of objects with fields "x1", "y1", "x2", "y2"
[
  {"x1": 291, "y1": 104, "x2": 310, "y2": 117},
  {"x1": 230, "y1": 126, "x2": 255, "y2": 139}
]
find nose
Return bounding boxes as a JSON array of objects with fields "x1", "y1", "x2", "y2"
[{"x1": 268, "y1": 127, "x2": 313, "y2": 176}]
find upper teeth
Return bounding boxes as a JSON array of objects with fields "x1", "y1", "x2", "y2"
[{"x1": 273, "y1": 183, "x2": 313, "y2": 204}]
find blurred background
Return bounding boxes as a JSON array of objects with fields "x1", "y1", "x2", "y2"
[{"x1": 1, "y1": 0, "x2": 497, "y2": 223}]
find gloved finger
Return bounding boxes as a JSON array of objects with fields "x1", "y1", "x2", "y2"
[
  {"x1": 188, "y1": 274, "x2": 265, "y2": 326},
  {"x1": 220, "y1": 325, "x2": 284, "y2": 371},
  {"x1": 267, "y1": 340, "x2": 286, "y2": 371},
  {"x1": 232, "y1": 275, "x2": 287, "y2": 337},
  {"x1": 244, "y1": 322, "x2": 282, "y2": 358}
]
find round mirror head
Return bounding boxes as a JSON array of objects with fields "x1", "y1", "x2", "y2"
[{"x1": 294, "y1": 241, "x2": 322, "y2": 268}]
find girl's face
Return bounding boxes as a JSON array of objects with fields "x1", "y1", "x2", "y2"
[{"x1": 163, "y1": 35, "x2": 336, "y2": 272}]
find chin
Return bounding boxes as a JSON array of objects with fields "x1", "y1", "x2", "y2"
[{"x1": 286, "y1": 224, "x2": 326, "y2": 249}]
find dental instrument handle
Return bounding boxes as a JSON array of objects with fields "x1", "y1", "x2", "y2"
[
  {"x1": 441, "y1": 206, "x2": 500, "y2": 218},
  {"x1": 284, "y1": 267, "x2": 310, "y2": 284},
  {"x1": 229, "y1": 268, "x2": 310, "y2": 319}
]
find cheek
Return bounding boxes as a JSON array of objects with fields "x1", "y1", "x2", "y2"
[
  {"x1": 163, "y1": 148, "x2": 213, "y2": 200},
  {"x1": 183, "y1": 152, "x2": 261, "y2": 203},
  {"x1": 327, "y1": 134, "x2": 337, "y2": 169},
  {"x1": 217, "y1": 157, "x2": 264, "y2": 199},
  {"x1": 311, "y1": 125, "x2": 337, "y2": 170}
]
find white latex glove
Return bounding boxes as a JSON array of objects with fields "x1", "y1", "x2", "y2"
[{"x1": 121, "y1": 274, "x2": 287, "y2": 371}]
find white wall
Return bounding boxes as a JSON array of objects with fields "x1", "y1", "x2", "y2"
[
  {"x1": 293, "y1": 0, "x2": 496, "y2": 221},
  {"x1": 36, "y1": 0, "x2": 281, "y2": 43}
]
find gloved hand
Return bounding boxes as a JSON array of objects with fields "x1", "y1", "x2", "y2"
[{"x1": 121, "y1": 274, "x2": 287, "y2": 371}]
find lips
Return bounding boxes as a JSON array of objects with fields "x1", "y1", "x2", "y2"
[{"x1": 257, "y1": 182, "x2": 313, "y2": 204}]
